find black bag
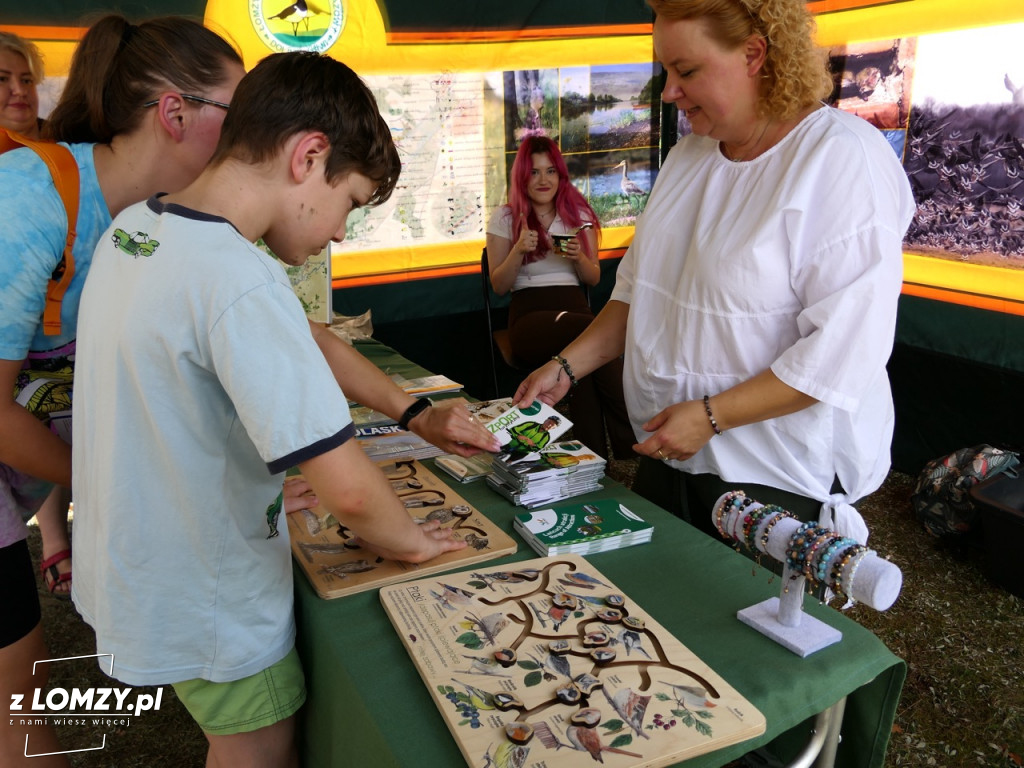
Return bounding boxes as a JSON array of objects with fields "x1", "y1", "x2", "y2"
[{"x1": 912, "y1": 444, "x2": 1020, "y2": 549}]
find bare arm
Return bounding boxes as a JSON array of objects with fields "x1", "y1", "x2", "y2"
[
  {"x1": 298, "y1": 438, "x2": 466, "y2": 563},
  {"x1": 307, "y1": 321, "x2": 499, "y2": 456},
  {"x1": 485, "y1": 212, "x2": 535, "y2": 296},
  {"x1": 0, "y1": 358, "x2": 71, "y2": 487},
  {"x1": 636, "y1": 369, "x2": 818, "y2": 461},
  {"x1": 514, "y1": 299, "x2": 629, "y2": 408}
]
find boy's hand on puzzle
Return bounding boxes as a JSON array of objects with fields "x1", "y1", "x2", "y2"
[
  {"x1": 349, "y1": 520, "x2": 467, "y2": 564},
  {"x1": 409, "y1": 398, "x2": 501, "y2": 457},
  {"x1": 283, "y1": 476, "x2": 318, "y2": 513}
]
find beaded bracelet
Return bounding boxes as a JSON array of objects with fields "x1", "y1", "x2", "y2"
[
  {"x1": 794, "y1": 532, "x2": 835, "y2": 585},
  {"x1": 831, "y1": 544, "x2": 870, "y2": 601},
  {"x1": 802, "y1": 532, "x2": 840, "y2": 583},
  {"x1": 703, "y1": 395, "x2": 723, "y2": 435},
  {"x1": 714, "y1": 492, "x2": 739, "y2": 538},
  {"x1": 551, "y1": 355, "x2": 578, "y2": 388},
  {"x1": 785, "y1": 522, "x2": 829, "y2": 573},
  {"x1": 757, "y1": 507, "x2": 794, "y2": 555},
  {"x1": 715, "y1": 490, "x2": 748, "y2": 541},
  {"x1": 815, "y1": 536, "x2": 858, "y2": 584},
  {"x1": 741, "y1": 507, "x2": 774, "y2": 550},
  {"x1": 724, "y1": 496, "x2": 753, "y2": 544}
]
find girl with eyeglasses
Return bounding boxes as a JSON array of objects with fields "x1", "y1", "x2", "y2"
[{"x1": 0, "y1": 16, "x2": 243, "y2": 765}]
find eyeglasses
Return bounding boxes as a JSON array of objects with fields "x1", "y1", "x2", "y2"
[{"x1": 141, "y1": 94, "x2": 231, "y2": 110}]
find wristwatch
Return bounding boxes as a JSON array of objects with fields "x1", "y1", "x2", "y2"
[{"x1": 398, "y1": 398, "x2": 432, "y2": 431}]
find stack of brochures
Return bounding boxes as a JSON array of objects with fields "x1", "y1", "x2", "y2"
[
  {"x1": 433, "y1": 397, "x2": 551, "y2": 484},
  {"x1": 487, "y1": 440, "x2": 606, "y2": 508},
  {"x1": 355, "y1": 424, "x2": 443, "y2": 462},
  {"x1": 513, "y1": 499, "x2": 654, "y2": 556},
  {"x1": 389, "y1": 373, "x2": 463, "y2": 397}
]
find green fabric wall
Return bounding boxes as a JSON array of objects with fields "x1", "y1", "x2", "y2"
[
  {"x1": 377, "y1": 0, "x2": 652, "y2": 32},
  {"x1": 0, "y1": 1, "x2": 206, "y2": 24}
]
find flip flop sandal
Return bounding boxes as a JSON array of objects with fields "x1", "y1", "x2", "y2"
[{"x1": 40, "y1": 548, "x2": 72, "y2": 598}]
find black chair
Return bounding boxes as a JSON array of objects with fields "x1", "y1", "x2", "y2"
[
  {"x1": 480, "y1": 247, "x2": 593, "y2": 399},
  {"x1": 481, "y1": 248, "x2": 524, "y2": 398}
]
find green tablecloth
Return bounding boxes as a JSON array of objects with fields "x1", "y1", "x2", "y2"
[{"x1": 293, "y1": 341, "x2": 904, "y2": 768}]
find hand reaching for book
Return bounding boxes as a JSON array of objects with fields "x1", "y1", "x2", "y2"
[{"x1": 514, "y1": 358, "x2": 572, "y2": 410}]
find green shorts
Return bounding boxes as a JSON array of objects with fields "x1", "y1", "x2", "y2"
[{"x1": 171, "y1": 647, "x2": 306, "y2": 735}]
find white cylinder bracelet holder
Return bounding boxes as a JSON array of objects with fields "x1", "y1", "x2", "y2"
[{"x1": 712, "y1": 492, "x2": 903, "y2": 658}]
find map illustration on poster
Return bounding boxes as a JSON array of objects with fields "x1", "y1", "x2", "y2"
[{"x1": 332, "y1": 72, "x2": 492, "y2": 257}]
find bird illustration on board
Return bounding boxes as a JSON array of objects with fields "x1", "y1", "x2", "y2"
[
  {"x1": 659, "y1": 680, "x2": 718, "y2": 711},
  {"x1": 457, "y1": 654, "x2": 512, "y2": 678},
  {"x1": 481, "y1": 740, "x2": 529, "y2": 768},
  {"x1": 315, "y1": 559, "x2": 377, "y2": 579},
  {"x1": 558, "y1": 570, "x2": 608, "y2": 590},
  {"x1": 563, "y1": 591, "x2": 606, "y2": 609},
  {"x1": 460, "y1": 611, "x2": 510, "y2": 645},
  {"x1": 526, "y1": 650, "x2": 571, "y2": 681},
  {"x1": 612, "y1": 159, "x2": 647, "y2": 211},
  {"x1": 430, "y1": 582, "x2": 475, "y2": 611},
  {"x1": 601, "y1": 685, "x2": 652, "y2": 739},
  {"x1": 529, "y1": 599, "x2": 573, "y2": 631},
  {"x1": 449, "y1": 678, "x2": 498, "y2": 711},
  {"x1": 532, "y1": 721, "x2": 643, "y2": 763},
  {"x1": 615, "y1": 628, "x2": 652, "y2": 659},
  {"x1": 565, "y1": 723, "x2": 643, "y2": 762}
]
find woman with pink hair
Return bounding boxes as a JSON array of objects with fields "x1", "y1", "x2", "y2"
[{"x1": 486, "y1": 136, "x2": 633, "y2": 460}]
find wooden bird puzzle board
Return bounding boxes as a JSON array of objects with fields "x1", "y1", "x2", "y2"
[
  {"x1": 380, "y1": 554, "x2": 766, "y2": 768},
  {"x1": 287, "y1": 459, "x2": 517, "y2": 599}
]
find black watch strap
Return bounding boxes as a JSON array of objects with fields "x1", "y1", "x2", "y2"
[{"x1": 398, "y1": 398, "x2": 432, "y2": 431}]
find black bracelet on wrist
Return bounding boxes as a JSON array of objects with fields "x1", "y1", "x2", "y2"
[
  {"x1": 551, "y1": 355, "x2": 578, "y2": 388},
  {"x1": 703, "y1": 394, "x2": 722, "y2": 436},
  {"x1": 398, "y1": 398, "x2": 432, "y2": 431}
]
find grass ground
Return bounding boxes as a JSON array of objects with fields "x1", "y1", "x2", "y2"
[{"x1": 25, "y1": 466, "x2": 1024, "y2": 767}]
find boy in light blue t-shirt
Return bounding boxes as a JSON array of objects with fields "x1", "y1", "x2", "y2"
[{"x1": 72, "y1": 53, "x2": 474, "y2": 767}]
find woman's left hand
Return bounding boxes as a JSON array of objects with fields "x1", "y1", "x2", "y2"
[{"x1": 633, "y1": 400, "x2": 715, "y2": 462}]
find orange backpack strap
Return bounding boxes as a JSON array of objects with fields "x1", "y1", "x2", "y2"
[{"x1": 1, "y1": 130, "x2": 80, "y2": 336}]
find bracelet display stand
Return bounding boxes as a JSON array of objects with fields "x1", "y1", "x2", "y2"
[{"x1": 713, "y1": 491, "x2": 903, "y2": 658}]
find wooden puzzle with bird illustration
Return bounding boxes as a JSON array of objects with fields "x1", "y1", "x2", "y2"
[
  {"x1": 380, "y1": 554, "x2": 766, "y2": 768},
  {"x1": 287, "y1": 459, "x2": 517, "y2": 599}
]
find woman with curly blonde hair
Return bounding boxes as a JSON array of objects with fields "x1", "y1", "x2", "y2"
[{"x1": 515, "y1": 0, "x2": 916, "y2": 554}]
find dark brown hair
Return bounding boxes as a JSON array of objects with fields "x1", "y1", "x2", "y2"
[
  {"x1": 210, "y1": 53, "x2": 400, "y2": 206},
  {"x1": 43, "y1": 15, "x2": 242, "y2": 144}
]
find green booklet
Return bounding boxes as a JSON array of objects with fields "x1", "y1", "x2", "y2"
[{"x1": 512, "y1": 499, "x2": 653, "y2": 556}]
